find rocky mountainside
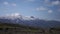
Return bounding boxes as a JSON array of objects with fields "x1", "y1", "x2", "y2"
[{"x1": 0, "y1": 14, "x2": 60, "y2": 29}]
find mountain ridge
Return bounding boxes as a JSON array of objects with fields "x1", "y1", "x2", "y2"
[{"x1": 0, "y1": 15, "x2": 60, "y2": 29}]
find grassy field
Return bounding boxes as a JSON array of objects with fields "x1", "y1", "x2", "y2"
[
  {"x1": 0, "y1": 23, "x2": 44, "y2": 34},
  {"x1": 0, "y1": 23, "x2": 60, "y2": 34}
]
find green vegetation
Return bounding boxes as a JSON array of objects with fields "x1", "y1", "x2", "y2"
[
  {"x1": 0, "y1": 23, "x2": 60, "y2": 34},
  {"x1": 0, "y1": 23, "x2": 43, "y2": 33}
]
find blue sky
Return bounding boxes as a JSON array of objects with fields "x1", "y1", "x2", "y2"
[{"x1": 0, "y1": 0, "x2": 60, "y2": 21}]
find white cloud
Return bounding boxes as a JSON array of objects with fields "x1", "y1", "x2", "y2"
[
  {"x1": 36, "y1": 8, "x2": 40, "y2": 11},
  {"x1": 12, "y1": 3, "x2": 16, "y2": 6},
  {"x1": 25, "y1": 16, "x2": 30, "y2": 18},
  {"x1": 5, "y1": 13, "x2": 37, "y2": 20},
  {"x1": 3, "y1": 2, "x2": 17, "y2": 7},
  {"x1": 3, "y1": 2, "x2": 8, "y2": 5},
  {"x1": 36, "y1": 6, "x2": 53, "y2": 14},
  {"x1": 48, "y1": 10, "x2": 53, "y2": 13},
  {"x1": 6, "y1": 13, "x2": 20, "y2": 17},
  {"x1": 52, "y1": 1, "x2": 60, "y2": 5},
  {"x1": 36, "y1": 6, "x2": 48, "y2": 11},
  {"x1": 24, "y1": 0, "x2": 35, "y2": 2},
  {"x1": 11, "y1": 13, "x2": 20, "y2": 16},
  {"x1": 58, "y1": 8, "x2": 60, "y2": 12},
  {"x1": 27, "y1": 0, "x2": 35, "y2": 1},
  {"x1": 25, "y1": 16, "x2": 35, "y2": 18},
  {"x1": 44, "y1": 0, "x2": 60, "y2": 6},
  {"x1": 24, "y1": 16, "x2": 37, "y2": 20}
]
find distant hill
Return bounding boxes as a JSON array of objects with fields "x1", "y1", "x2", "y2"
[
  {"x1": 0, "y1": 15, "x2": 60, "y2": 29},
  {"x1": 0, "y1": 15, "x2": 60, "y2": 34}
]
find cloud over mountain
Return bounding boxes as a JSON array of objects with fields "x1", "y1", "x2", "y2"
[{"x1": 0, "y1": 13, "x2": 60, "y2": 29}]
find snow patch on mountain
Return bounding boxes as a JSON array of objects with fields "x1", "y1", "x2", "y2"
[
  {"x1": 0, "y1": 13, "x2": 60, "y2": 29},
  {"x1": 0, "y1": 13, "x2": 38, "y2": 21}
]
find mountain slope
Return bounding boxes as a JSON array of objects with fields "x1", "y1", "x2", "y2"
[{"x1": 0, "y1": 15, "x2": 60, "y2": 29}]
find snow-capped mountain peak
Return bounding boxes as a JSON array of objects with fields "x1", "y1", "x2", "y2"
[
  {"x1": 0, "y1": 13, "x2": 38, "y2": 21},
  {"x1": 0, "y1": 13, "x2": 60, "y2": 29}
]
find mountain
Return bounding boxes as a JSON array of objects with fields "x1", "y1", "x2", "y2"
[{"x1": 0, "y1": 15, "x2": 60, "y2": 29}]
